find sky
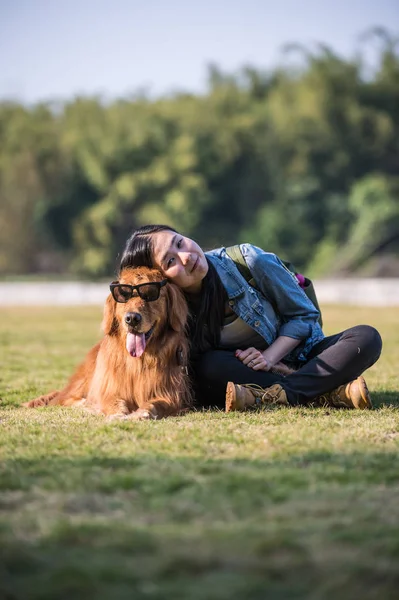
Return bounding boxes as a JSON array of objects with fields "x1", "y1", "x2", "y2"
[{"x1": 0, "y1": 0, "x2": 398, "y2": 103}]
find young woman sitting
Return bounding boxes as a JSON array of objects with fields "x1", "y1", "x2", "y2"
[{"x1": 119, "y1": 225, "x2": 382, "y2": 412}]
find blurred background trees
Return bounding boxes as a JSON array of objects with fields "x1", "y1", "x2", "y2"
[{"x1": 0, "y1": 30, "x2": 398, "y2": 278}]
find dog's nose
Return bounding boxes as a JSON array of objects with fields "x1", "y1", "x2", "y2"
[{"x1": 125, "y1": 312, "x2": 142, "y2": 328}]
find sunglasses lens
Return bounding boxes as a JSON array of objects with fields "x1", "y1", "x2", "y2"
[
  {"x1": 113, "y1": 285, "x2": 133, "y2": 303},
  {"x1": 138, "y1": 283, "x2": 160, "y2": 302}
]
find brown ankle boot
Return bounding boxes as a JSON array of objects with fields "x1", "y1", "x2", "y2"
[
  {"x1": 316, "y1": 376, "x2": 372, "y2": 409},
  {"x1": 225, "y1": 382, "x2": 289, "y2": 412}
]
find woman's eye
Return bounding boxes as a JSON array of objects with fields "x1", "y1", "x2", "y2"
[
  {"x1": 177, "y1": 238, "x2": 183, "y2": 249},
  {"x1": 167, "y1": 257, "x2": 174, "y2": 268}
]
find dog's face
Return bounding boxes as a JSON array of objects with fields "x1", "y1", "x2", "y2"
[{"x1": 103, "y1": 266, "x2": 187, "y2": 358}]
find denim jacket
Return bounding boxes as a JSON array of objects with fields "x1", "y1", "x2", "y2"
[{"x1": 206, "y1": 244, "x2": 324, "y2": 364}]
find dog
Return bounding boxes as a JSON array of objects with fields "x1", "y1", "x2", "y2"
[{"x1": 24, "y1": 266, "x2": 192, "y2": 420}]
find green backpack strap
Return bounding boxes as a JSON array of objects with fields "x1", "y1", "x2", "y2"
[
  {"x1": 225, "y1": 245, "x2": 323, "y2": 328},
  {"x1": 300, "y1": 278, "x2": 323, "y2": 329},
  {"x1": 225, "y1": 245, "x2": 258, "y2": 289}
]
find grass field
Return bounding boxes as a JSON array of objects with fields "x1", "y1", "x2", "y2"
[{"x1": 1, "y1": 304, "x2": 398, "y2": 600}]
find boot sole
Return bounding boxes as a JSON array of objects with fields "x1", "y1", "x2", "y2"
[
  {"x1": 225, "y1": 382, "x2": 237, "y2": 413},
  {"x1": 354, "y1": 376, "x2": 373, "y2": 409}
]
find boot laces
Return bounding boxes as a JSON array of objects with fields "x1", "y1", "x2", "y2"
[
  {"x1": 317, "y1": 389, "x2": 347, "y2": 408},
  {"x1": 241, "y1": 383, "x2": 282, "y2": 405}
]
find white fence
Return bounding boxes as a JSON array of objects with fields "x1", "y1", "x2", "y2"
[
  {"x1": 314, "y1": 279, "x2": 399, "y2": 307},
  {"x1": 0, "y1": 279, "x2": 398, "y2": 306}
]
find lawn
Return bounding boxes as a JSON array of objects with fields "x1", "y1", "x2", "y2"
[{"x1": 1, "y1": 304, "x2": 398, "y2": 600}]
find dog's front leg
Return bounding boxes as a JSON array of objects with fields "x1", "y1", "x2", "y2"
[
  {"x1": 90, "y1": 396, "x2": 130, "y2": 417},
  {"x1": 139, "y1": 399, "x2": 178, "y2": 419}
]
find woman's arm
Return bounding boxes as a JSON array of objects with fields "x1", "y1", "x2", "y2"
[
  {"x1": 234, "y1": 245, "x2": 321, "y2": 371},
  {"x1": 262, "y1": 335, "x2": 300, "y2": 366},
  {"x1": 236, "y1": 336, "x2": 300, "y2": 372},
  {"x1": 241, "y1": 244, "x2": 321, "y2": 340}
]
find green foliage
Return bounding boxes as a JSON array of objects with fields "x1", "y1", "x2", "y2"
[{"x1": 0, "y1": 30, "x2": 398, "y2": 275}]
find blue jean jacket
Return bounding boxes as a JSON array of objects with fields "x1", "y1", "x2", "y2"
[{"x1": 206, "y1": 244, "x2": 324, "y2": 364}]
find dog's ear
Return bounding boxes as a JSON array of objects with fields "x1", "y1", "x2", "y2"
[
  {"x1": 102, "y1": 293, "x2": 118, "y2": 335},
  {"x1": 165, "y1": 283, "x2": 188, "y2": 333}
]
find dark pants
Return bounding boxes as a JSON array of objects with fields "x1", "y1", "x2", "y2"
[{"x1": 191, "y1": 325, "x2": 382, "y2": 408}]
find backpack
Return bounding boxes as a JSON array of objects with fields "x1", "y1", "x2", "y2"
[{"x1": 225, "y1": 245, "x2": 323, "y2": 329}]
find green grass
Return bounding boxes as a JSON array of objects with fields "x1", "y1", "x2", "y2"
[{"x1": 1, "y1": 305, "x2": 398, "y2": 600}]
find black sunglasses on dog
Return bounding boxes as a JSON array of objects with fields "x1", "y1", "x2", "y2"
[{"x1": 110, "y1": 280, "x2": 168, "y2": 303}]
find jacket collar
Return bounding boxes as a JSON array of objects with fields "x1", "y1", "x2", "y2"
[{"x1": 206, "y1": 250, "x2": 245, "y2": 299}]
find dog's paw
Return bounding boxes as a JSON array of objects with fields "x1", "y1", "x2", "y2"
[
  {"x1": 131, "y1": 408, "x2": 157, "y2": 421},
  {"x1": 23, "y1": 398, "x2": 46, "y2": 408},
  {"x1": 106, "y1": 412, "x2": 129, "y2": 422},
  {"x1": 106, "y1": 408, "x2": 156, "y2": 422}
]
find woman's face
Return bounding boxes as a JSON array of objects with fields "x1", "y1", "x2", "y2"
[{"x1": 151, "y1": 230, "x2": 209, "y2": 293}]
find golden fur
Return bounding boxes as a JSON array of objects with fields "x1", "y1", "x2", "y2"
[{"x1": 24, "y1": 267, "x2": 192, "y2": 420}]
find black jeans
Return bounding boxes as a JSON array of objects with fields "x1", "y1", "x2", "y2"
[{"x1": 191, "y1": 325, "x2": 383, "y2": 408}]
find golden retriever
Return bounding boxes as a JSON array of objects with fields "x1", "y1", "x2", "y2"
[{"x1": 24, "y1": 266, "x2": 192, "y2": 420}]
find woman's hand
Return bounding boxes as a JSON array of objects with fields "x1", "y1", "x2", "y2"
[
  {"x1": 235, "y1": 348, "x2": 272, "y2": 371},
  {"x1": 235, "y1": 349, "x2": 296, "y2": 375}
]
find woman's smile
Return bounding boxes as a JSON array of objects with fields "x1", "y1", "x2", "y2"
[{"x1": 191, "y1": 257, "x2": 199, "y2": 273}]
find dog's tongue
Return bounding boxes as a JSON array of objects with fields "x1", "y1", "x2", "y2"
[{"x1": 126, "y1": 332, "x2": 146, "y2": 358}]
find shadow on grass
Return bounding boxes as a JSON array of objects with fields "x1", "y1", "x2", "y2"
[
  {"x1": 1, "y1": 449, "x2": 398, "y2": 500},
  {"x1": 1, "y1": 517, "x2": 398, "y2": 600},
  {"x1": 1, "y1": 449, "x2": 399, "y2": 600},
  {"x1": 1, "y1": 453, "x2": 399, "y2": 600},
  {"x1": 1, "y1": 390, "x2": 398, "y2": 410},
  {"x1": 373, "y1": 391, "x2": 399, "y2": 408}
]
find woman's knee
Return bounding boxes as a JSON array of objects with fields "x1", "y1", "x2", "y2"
[{"x1": 353, "y1": 325, "x2": 383, "y2": 360}]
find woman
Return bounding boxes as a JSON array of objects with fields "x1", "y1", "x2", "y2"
[{"x1": 120, "y1": 224, "x2": 382, "y2": 411}]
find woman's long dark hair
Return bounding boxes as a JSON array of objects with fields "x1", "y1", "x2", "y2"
[
  {"x1": 120, "y1": 225, "x2": 227, "y2": 352},
  {"x1": 120, "y1": 225, "x2": 177, "y2": 271}
]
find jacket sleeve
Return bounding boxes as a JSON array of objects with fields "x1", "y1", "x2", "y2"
[{"x1": 241, "y1": 244, "x2": 320, "y2": 341}]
